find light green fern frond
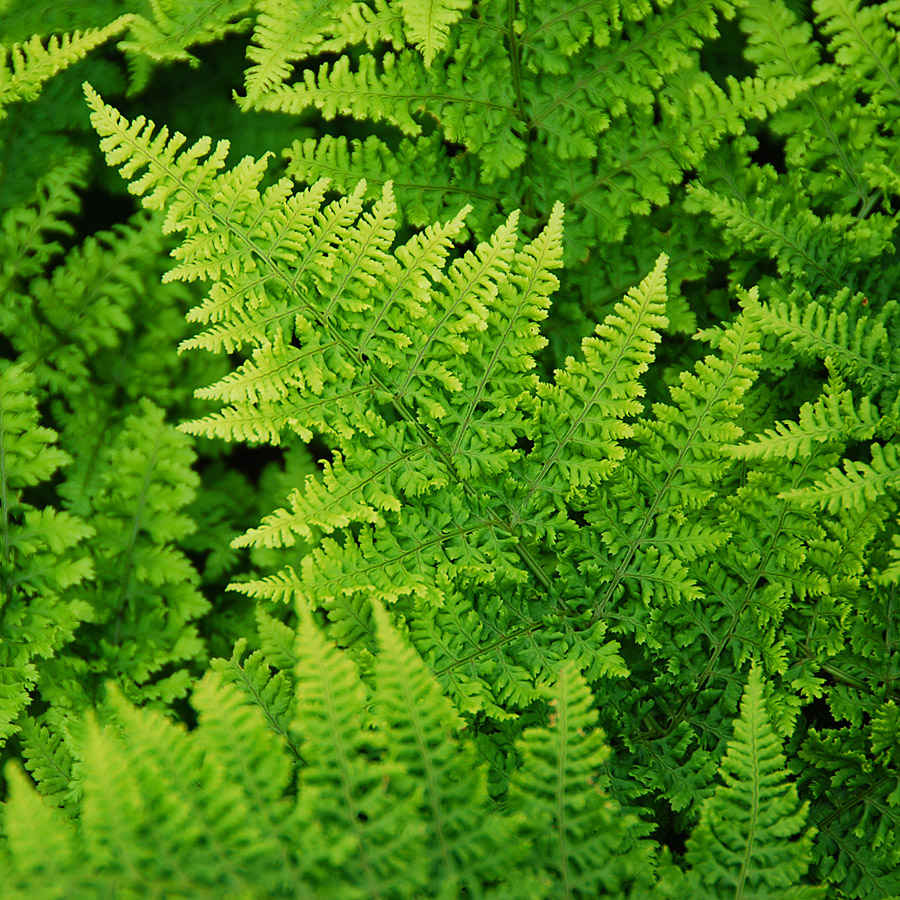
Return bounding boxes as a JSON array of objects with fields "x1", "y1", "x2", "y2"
[
  {"x1": 243, "y1": 0, "x2": 361, "y2": 102},
  {"x1": 398, "y1": 0, "x2": 471, "y2": 65},
  {"x1": 0, "y1": 16, "x2": 131, "y2": 118},
  {"x1": 509, "y1": 662, "x2": 656, "y2": 898},
  {"x1": 370, "y1": 601, "x2": 516, "y2": 891},
  {"x1": 678, "y1": 665, "x2": 822, "y2": 899},
  {"x1": 782, "y1": 441, "x2": 900, "y2": 513},
  {"x1": 730, "y1": 377, "x2": 881, "y2": 461}
]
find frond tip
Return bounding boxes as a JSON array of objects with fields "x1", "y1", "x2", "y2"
[
  {"x1": 0, "y1": 17, "x2": 133, "y2": 119},
  {"x1": 682, "y1": 665, "x2": 821, "y2": 899}
]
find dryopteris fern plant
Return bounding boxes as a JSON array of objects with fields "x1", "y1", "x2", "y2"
[
  {"x1": 2, "y1": 3, "x2": 900, "y2": 899},
  {"x1": 85, "y1": 81, "x2": 674, "y2": 717},
  {"x1": 0, "y1": 607, "x2": 818, "y2": 899},
  {"x1": 81, "y1": 69, "x2": 900, "y2": 892}
]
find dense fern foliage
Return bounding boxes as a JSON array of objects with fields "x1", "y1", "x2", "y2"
[{"x1": 1, "y1": 0, "x2": 900, "y2": 897}]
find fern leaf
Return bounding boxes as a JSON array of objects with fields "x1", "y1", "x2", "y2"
[
  {"x1": 210, "y1": 637, "x2": 301, "y2": 763},
  {"x1": 0, "y1": 153, "x2": 87, "y2": 287},
  {"x1": 682, "y1": 665, "x2": 821, "y2": 898},
  {"x1": 291, "y1": 608, "x2": 420, "y2": 897},
  {"x1": 371, "y1": 601, "x2": 515, "y2": 891},
  {"x1": 1, "y1": 764, "x2": 75, "y2": 893},
  {"x1": 41, "y1": 399, "x2": 208, "y2": 712},
  {"x1": 523, "y1": 252, "x2": 667, "y2": 493},
  {"x1": 745, "y1": 291, "x2": 900, "y2": 393},
  {"x1": 253, "y1": 52, "x2": 430, "y2": 136},
  {"x1": 243, "y1": 0, "x2": 357, "y2": 102},
  {"x1": 815, "y1": 0, "x2": 900, "y2": 109},
  {"x1": 782, "y1": 440, "x2": 900, "y2": 513},
  {"x1": 730, "y1": 382, "x2": 881, "y2": 461},
  {"x1": 120, "y1": 0, "x2": 253, "y2": 94},
  {"x1": 16, "y1": 715, "x2": 74, "y2": 808},
  {"x1": 0, "y1": 17, "x2": 132, "y2": 117},
  {"x1": 0, "y1": 364, "x2": 93, "y2": 742},
  {"x1": 398, "y1": 0, "x2": 471, "y2": 65},
  {"x1": 509, "y1": 662, "x2": 657, "y2": 897}
]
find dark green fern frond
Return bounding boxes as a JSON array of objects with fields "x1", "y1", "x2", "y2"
[
  {"x1": 0, "y1": 152, "x2": 87, "y2": 282},
  {"x1": 2, "y1": 212, "x2": 172, "y2": 397},
  {"x1": 120, "y1": 0, "x2": 254, "y2": 94},
  {"x1": 0, "y1": 364, "x2": 92, "y2": 743},
  {"x1": 40, "y1": 399, "x2": 208, "y2": 716},
  {"x1": 815, "y1": 0, "x2": 900, "y2": 111}
]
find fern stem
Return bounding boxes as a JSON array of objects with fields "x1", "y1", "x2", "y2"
[
  {"x1": 818, "y1": 663, "x2": 868, "y2": 692},
  {"x1": 812, "y1": 773, "x2": 892, "y2": 834},
  {"x1": 856, "y1": 189, "x2": 883, "y2": 219}
]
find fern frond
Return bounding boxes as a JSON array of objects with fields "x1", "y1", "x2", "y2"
[
  {"x1": 686, "y1": 175, "x2": 891, "y2": 294},
  {"x1": 521, "y1": 251, "x2": 667, "y2": 493},
  {"x1": 243, "y1": 0, "x2": 359, "y2": 102},
  {"x1": 252, "y1": 51, "x2": 432, "y2": 137},
  {"x1": 509, "y1": 662, "x2": 657, "y2": 896},
  {"x1": 1, "y1": 764, "x2": 75, "y2": 898},
  {"x1": 120, "y1": 0, "x2": 254, "y2": 94},
  {"x1": 682, "y1": 665, "x2": 821, "y2": 898},
  {"x1": 398, "y1": 0, "x2": 471, "y2": 65},
  {"x1": 4, "y1": 212, "x2": 171, "y2": 396},
  {"x1": 40, "y1": 399, "x2": 208, "y2": 713},
  {"x1": 730, "y1": 380, "x2": 881, "y2": 461},
  {"x1": 290, "y1": 608, "x2": 420, "y2": 897},
  {"x1": 0, "y1": 152, "x2": 87, "y2": 286},
  {"x1": 371, "y1": 601, "x2": 515, "y2": 891},
  {"x1": 798, "y1": 716, "x2": 900, "y2": 898},
  {"x1": 0, "y1": 17, "x2": 132, "y2": 118},
  {"x1": 0, "y1": 364, "x2": 93, "y2": 742},
  {"x1": 210, "y1": 637, "x2": 301, "y2": 763},
  {"x1": 815, "y1": 0, "x2": 900, "y2": 109},
  {"x1": 782, "y1": 440, "x2": 900, "y2": 513},
  {"x1": 16, "y1": 715, "x2": 74, "y2": 809},
  {"x1": 746, "y1": 291, "x2": 900, "y2": 393}
]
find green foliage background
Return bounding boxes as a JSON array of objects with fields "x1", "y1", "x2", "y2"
[{"x1": 1, "y1": 0, "x2": 900, "y2": 897}]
